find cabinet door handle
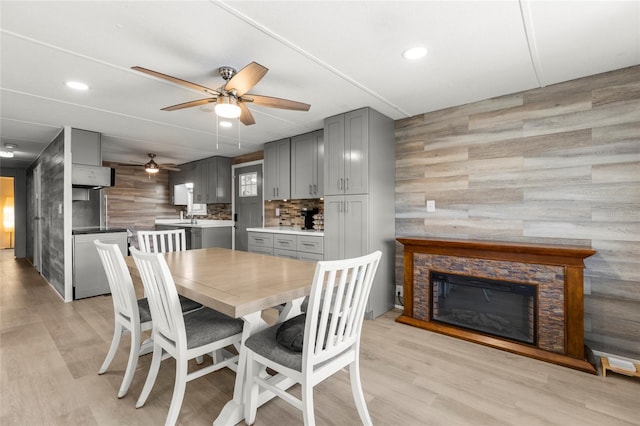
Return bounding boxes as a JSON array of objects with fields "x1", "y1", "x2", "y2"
[
  {"x1": 345, "y1": 200, "x2": 349, "y2": 213},
  {"x1": 339, "y1": 178, "x2": 343, "y2": 191},
  {"x1": 309, "y1": 184, "x2": 312, "y2": 195},
  {"x1": 345, "y1": 178, "x2": 349, "y2": 191},
  {"x1": 273, "y1": 188, "x2": 276, "y2": 197},
  {"x1": 313, "y1": 184, "x2": 317, "y2": 194}
]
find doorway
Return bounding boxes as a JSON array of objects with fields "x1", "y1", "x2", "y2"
[{"x1": 233, "y1": 162, "x2": 263, "y2": 251}]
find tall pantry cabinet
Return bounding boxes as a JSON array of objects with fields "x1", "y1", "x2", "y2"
[{"x1": 323, "y1": 107, "x2": 395, "y2": 318}]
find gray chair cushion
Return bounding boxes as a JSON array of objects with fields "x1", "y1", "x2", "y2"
[
  {"x1": 137, "y1": 295, "x2": 203, "y2": 324},
  {"x1": 184, "y1": 308, "x2": 243, "y2": 349},
  {"x1": 136, "y1": 298, "x2": 152, "y2": 323},
  {"x1": 245, "y1": 324, "x2": 303, "y2": 372}
]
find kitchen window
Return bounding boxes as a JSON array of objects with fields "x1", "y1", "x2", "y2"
[{"x1": 239, "y1": 172, "x2": 258, "y2": 197}]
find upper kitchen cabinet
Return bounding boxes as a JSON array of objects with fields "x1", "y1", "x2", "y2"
[
  {"x1": 291, "y1": 130, "x2": 323, "y2": 199},
  {"x1": 324, "y1": 108, "x2": 373, "y2": 196},
  {"x1": 206, "y1": 156, "x2": 232, "y2": 203},
  {"x1": 71, "y1": 128, "x2": 101, "y2": 166},
  {"x1": 193, "y1": 160, "x2": 208, "y2": 204},
  {"x1": 169, "y1": 157, "x2": 231, "y2": 205},
  {"x1": 264, "y1": 138, "x2": 290, "y2": 200}
]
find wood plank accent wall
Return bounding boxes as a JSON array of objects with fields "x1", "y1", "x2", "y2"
[
  {"x1": 103, "y1": 164, "x2": 177, "y2": 232},
  {"x1": 394, "y1": 65, "x2": 640, "y2": 360}
]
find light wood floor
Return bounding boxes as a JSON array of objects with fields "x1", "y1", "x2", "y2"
[{"x1": 1, "y1": 250, "x2": 639, "y2": 425}]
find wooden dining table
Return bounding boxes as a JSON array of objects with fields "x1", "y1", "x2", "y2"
[{"x1": 126, "y1": 247, "x2": 318, "y2": 425}]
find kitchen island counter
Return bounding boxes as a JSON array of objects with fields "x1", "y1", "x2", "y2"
[{"x1": 155, "y1": 219, "x2": 233, "y2": 228}]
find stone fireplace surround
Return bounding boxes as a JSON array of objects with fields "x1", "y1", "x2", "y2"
[{"x1": 396, "y1": 237, "x2": 597, "y2": 374}]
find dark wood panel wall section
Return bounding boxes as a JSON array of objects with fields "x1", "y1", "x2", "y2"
[
  {"x1": 27, "y1": 130, "x2": 66, "y2": 297},
  {"x1": 394, "y1": 65, "x2": 640, "y2": 361},
  {"x1": 103, "y1": 164, "x2": 178, "y2": 231}
]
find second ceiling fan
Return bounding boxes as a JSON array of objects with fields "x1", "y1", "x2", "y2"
[{"x1": 132, "y1": 62, "x2": 310, "y2": 126}]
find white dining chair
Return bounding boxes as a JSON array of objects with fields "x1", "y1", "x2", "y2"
[
  {"x1": 130, "y1": 247, "x2": 244, "y2": 426},
  {"x1": 137, "y1": 229, "x2": 187, "y2": 253},
  {"x1": 94, "y1": 240, "x2": 203, "y2": 398},
  {"x1": 243, "y1": 250, "x2": 382, "y2": 426}
]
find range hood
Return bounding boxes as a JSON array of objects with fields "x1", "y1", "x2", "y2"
[{"x1": 72, "y1": 164, "x2": 115, "y2": 189}]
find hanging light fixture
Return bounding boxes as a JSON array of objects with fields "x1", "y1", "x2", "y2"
[
  {"x1": 214, "y1": 95, "x2": 241, "y2": 119},
  {"x1": 144, "y1": 154, "x2": 160, "y2": 174}
]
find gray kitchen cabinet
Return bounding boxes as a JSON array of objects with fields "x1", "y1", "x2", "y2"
[
  {"x1": 291, "y1": 130, "x2": 323, "y2": 199},
  {"x1": 71, "y1": 128, "x2": 102, "y2": 166},
  {"x1": 206, "y1": 156, "x2": 232, "y2": 203},
  {"x1": 248, "y1": 232, "x2": 274, "y2": 255},
  {"x1": 323, "y1": 107, "x2": 395, "y2": 319},
  {"x1": 193, "y1": 160, "x2": 208, "y2": 204},
  {"x1": 202, "y1": 227, "x2": 232, "y2": 249},
  {"x1": 264, "y1": 138, "x2": 290, "y2": 200},
  {"x1": 323, "y1": 195, "x2": 368, "y2": 261},
  {"x1": 248, "y1": 231, "x2": 323, "y2": 261},
  {"x1": 324, "y1": 108, "x2": 369, "y2": 196}
]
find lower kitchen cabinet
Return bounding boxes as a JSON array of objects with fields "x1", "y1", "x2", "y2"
[
  {"x1": 248, "y1": 230, "x2": 323, "y2": 261},
  {"x1": 155, "y1": 224, "x2": 232, "y2": 250},
  {"x1": 323, "y1": 195, "x2": 368, "y2": 261}
]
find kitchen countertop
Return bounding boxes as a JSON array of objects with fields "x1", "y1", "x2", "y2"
[
  {"x1": 72, "y1": 227, "x2": 128, "y2": 235},
  {"x1": 155, "y1": 219, "x2": 233, "y2": 228},
  {"x1": 247, "y1": 226, "x2": 324, "y2": 237}
]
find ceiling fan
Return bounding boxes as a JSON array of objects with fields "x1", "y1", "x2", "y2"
[
  {"x1": 117, "y1": 153, "x2": 181, "y2": 174},
  {"x1": 132, "y1": 62, "x2": 311, "y2": 126}
]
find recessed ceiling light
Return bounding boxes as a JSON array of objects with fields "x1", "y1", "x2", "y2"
[
  {"x1": 0, "y1": 143, "x2": 16, "y2": 158},
  {"x1": 402, "y1": 46, "x2": 428, "y2": 60},
  {"x1": 66, "y1": 81, "x2": 89, "y2": 91},
  {"x1": 219, "y1": 121, "x2": 232, "y2": 128}
]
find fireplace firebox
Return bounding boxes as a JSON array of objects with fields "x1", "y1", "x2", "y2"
[{"x1": 430, "y1": 271, "x2": 537, "y2": 345}]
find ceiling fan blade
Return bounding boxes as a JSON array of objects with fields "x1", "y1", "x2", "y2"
[
  {"x1": 160, "y1": 165, "x2": 181, "y2": 172},
  {"x1": 161, "y1": 98, "x2": 217, "y2": 111},
  {"x1": 238, "y1": 102, "x2": 256, "y2": 126},
  {"x1": 132, "y1": 66, "x2": 220, "y2": 96},
  {"x1": 244, "y1": 94, "x2": 311, "y2": 111},
  {"x1": 225, "y1": 62, "x2": 268, "y2": 97}
]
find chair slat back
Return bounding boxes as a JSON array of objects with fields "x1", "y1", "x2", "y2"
[
  {"x1": 94, "y1": 240, "x2": 139, "y2": 325},
  {"x1": 130, "y1": 247, "x2": 186, "y2": 349},
  {"x1": 303, "y1": 251, "x2": 382, "y2": 368},
  {"x1": 137, "y1": 229, "x2": 187, "y2": 253}
]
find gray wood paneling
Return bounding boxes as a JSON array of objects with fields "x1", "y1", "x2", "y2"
[{"x1": 395, "y1": 65, "x2": 640, "y2": 360}]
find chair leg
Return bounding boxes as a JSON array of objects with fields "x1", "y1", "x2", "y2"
[
  {"x1": 349, "y1": 360, "x2": 372, "y2": 426},
  {"x1": 99, "y1": 322, "x2": 123, "y2": 374},
  {"x1": 243, "y1": 354, "x2": 259, "y2": 426},
  {"x1": 301, "y1": 379, "x2": 316, "y2": 426},
  {"x1": 117, "y1": 326, "x2": 141, "y2": 398},
  {"x1": 166, "y1": 356, "x2": 188, "y2": 426},
  {"x1": 136, "y1": 344, "x2": 163, "y2": 408}
]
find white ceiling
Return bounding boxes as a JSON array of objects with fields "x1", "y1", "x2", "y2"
[{"x1": 1, "y1": 1, "x2": 639, "y2": 169}]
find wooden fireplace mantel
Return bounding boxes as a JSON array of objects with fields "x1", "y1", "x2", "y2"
[{"x1": 396, "y1": 237, "x2": 597, "y2": 374}]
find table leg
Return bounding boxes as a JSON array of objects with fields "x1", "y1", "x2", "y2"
[
  {"x1": 213, "y1": 297, "x2": 306, "y2": 426},
  {"x1": 214, "y1": 311, "x2": 263, "y2": 426}
]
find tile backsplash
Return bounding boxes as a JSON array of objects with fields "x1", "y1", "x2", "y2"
[{"x1": 265, "y1": 199, "x2": 324, "y2": 228}]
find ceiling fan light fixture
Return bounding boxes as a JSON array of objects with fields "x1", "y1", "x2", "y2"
[
  {"x1": 215, "y1": 96, "x2": 241, "y2": 119},
  {"x1": 145, "y1": 159, "x2": 160, "y2": 174}
]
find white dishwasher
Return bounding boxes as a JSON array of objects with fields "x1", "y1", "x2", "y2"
[{"x1": 72, "y1": 229, "x2": 128, "y2": 299}]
